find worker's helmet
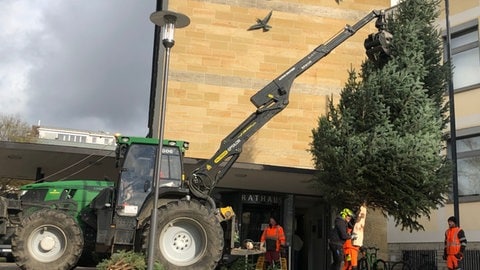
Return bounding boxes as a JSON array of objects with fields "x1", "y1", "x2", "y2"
[{"x1": 340, "y1": 208, "x2": 355, "y2": 219}]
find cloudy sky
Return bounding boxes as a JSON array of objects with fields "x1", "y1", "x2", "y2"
[{"x1": 1, "y1": 0, "x2": 157, "y2": 136}]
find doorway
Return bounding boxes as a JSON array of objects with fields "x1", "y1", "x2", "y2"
[{"x1": 294, "y1": 196, "x2": 329, "y2": 270}]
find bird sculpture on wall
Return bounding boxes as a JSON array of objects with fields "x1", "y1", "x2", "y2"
[{"x1": 247, "y1": 10, "x2": 273, "y2": 32}]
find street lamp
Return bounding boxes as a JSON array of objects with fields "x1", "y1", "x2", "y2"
[
  {"x1": 443, "y1": 0, "x2": 460, "y2": 225},
  {"x1": 147, "y1": 10, "x2": 190, "y2": 270}
]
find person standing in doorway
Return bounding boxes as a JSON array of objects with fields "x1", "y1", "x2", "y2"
[
  {"x1": 329, "y1": 208, "x2": 356, "y2": 270},
  {"x1": 443, "y1": 216, "x2": 467, "y2": 270},
  {"x1": 260, "y1": 216, "x2": 286, "y2": 269},
  {"x1": 292, "y1": 232, "x2": 303, "y2": 270}
]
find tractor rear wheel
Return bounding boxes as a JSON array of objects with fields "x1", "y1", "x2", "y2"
[
  {"x1": 143, "y1": 200, "x2": 224, "y2": 270},
  {"x1": 12, "y1": 209, "x2": 84, "y2": 270}
]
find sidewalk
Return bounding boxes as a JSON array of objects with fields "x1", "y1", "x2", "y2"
[{"x1": 0, "y1": 262, "x2": 96, "y2": 270}]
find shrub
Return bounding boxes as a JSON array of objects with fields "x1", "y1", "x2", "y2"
[{"x1": 96, "y1": 250, "x2": 164, "y2": 270}]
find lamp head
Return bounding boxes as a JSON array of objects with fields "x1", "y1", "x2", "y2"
[{"x1": 150, "y1": 10, "x2": 190, "y2": 48}]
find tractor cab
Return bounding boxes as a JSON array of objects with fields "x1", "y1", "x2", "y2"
[
  {"x1": 81, "y1": 136, "x2": 191, "y2": 255},
  {"x1": 114, "y1": 136, "x2": 188, "y2": 217}
]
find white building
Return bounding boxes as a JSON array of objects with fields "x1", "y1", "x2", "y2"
[{"x1": 35, "y1": 126, "x2": 116, "y2": 147}]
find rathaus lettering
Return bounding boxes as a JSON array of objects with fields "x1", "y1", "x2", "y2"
[{"x1": 241, "y1": 194, "x2": 279, "y2": 204}]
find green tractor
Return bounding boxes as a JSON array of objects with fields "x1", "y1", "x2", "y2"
[{"x1": 0, "y1": 136, "x2": 225, "y2": 270}]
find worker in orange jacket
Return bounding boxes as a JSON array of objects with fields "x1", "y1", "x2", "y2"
[
  {"x1": 260, "y1": 216, "x2": 286, "y2": 269},
  {"x1": 343, "y1": 224, "x2": 359, "y2": 270},
  {"x1": 443, "y1": 216, "x2": 467, "y2": 270}
]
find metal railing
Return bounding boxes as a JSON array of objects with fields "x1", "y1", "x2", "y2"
[
  {"x1": 402, "y1": 250, "x2": 436, "y2": 270},
  {"x1": 402, "y1": 249, "x2": 480, "y2": 270},
  {"x1": 461, "y1": 250, "x2": 480, "y2": 270}
]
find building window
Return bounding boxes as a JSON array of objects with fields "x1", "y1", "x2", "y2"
[
  {"x1": 58, "y1": 134, "x2": 67, "y2": 141},
  {"x1": 450, "y1": 135, "x2": 480, "y2": 199},
  {"x1": 57, "y1": 133, "x2": 87, "y2": 143},
  {"x1": 446, "y1": 22, "x2": 480, "y2": 90}
]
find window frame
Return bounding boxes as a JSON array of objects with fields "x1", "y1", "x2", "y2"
[
  {"x1": 443, "y1": 19, "x2": 480, "y2": 92},
  {"x1": 447, "y1": 127, "x2": 480, "y2": 203}
]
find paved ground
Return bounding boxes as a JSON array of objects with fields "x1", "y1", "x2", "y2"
[
  {"x1": 0, "y1": 262, "x2": 96, "y2": 269},
  {"x1": 0, "y1": 255, "x2": 97, "y2": 269},
  {"x1": 0, "y1": 262, "x2": 19, "y2": 270}
]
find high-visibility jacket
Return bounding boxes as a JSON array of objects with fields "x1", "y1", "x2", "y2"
[
  {"x1": 261, "y1": 225, "x2": 286, "y2": 252},
  {"x1": 445, "y1": 227, "x2": 466, "y2": 255}
]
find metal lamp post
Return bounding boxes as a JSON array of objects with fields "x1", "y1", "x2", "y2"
[
  {"x1": 444, "y1": 0, "x2": 460, "y2": 225},
  {"x1": 147, "y1": 10, "x2": 190, "y2": 270}
]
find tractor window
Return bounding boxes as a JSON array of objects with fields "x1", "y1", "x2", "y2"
[
  {"x1": 169, "y1": 156, "x2": 181, "y2": 180},
  {"x1": 160, "y1": 146, "x2": 182, "y2": 187},
  {"x1": 20, "y1": 189, "x2": 48, "y2": 202},
  {"x1": 59, "y1": 189, "x2": 77, "y2": 200},
  {"x1": 118, "y1": 144, "x2": 156, "y2": 215},
  {"x1": 159, "y1": 152, "x2": 182, "y2": 187},
  {"x1": 117, "y1": 144, "x2": 183, "y2": 216}
]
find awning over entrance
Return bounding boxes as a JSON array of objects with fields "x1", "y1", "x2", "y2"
[{"x1": 0, "y1": 141, "x2": 320, "y2": 196}]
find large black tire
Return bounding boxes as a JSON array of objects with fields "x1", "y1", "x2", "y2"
[
  {"x1": 143, "y1": 200, "x2": 224, "y2": 270},
  {"x1": 12, "y1": 209, "x2": 84, "y2": 270}
]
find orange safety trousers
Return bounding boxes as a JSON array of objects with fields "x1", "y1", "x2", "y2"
[{"x1": 343, "y1": 228, "x2": 359, "y2": 270}]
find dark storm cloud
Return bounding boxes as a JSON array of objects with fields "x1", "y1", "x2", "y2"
[{"x1": 24, "y1": 1, "x2": 155, "y2": 136}]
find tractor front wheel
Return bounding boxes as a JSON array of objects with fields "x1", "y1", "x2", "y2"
[
  {"x1": 12, "y1": 209, "x2": 84, "y2": 270},
  {"x1": 143, "y1": 200, "x2": 224, "y2": 270}
]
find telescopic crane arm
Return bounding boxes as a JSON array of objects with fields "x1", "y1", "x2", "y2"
[{"x1": 188, "y1": 9, "x2": 392, "y2": 207}]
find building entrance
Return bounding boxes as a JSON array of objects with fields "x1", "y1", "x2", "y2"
[
  {"x1": 240, "y1": 204, "x2": 282, "y2": 244},
  {"x1": 217, "y1": 190, "x2": 329, "y2": 270}
]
